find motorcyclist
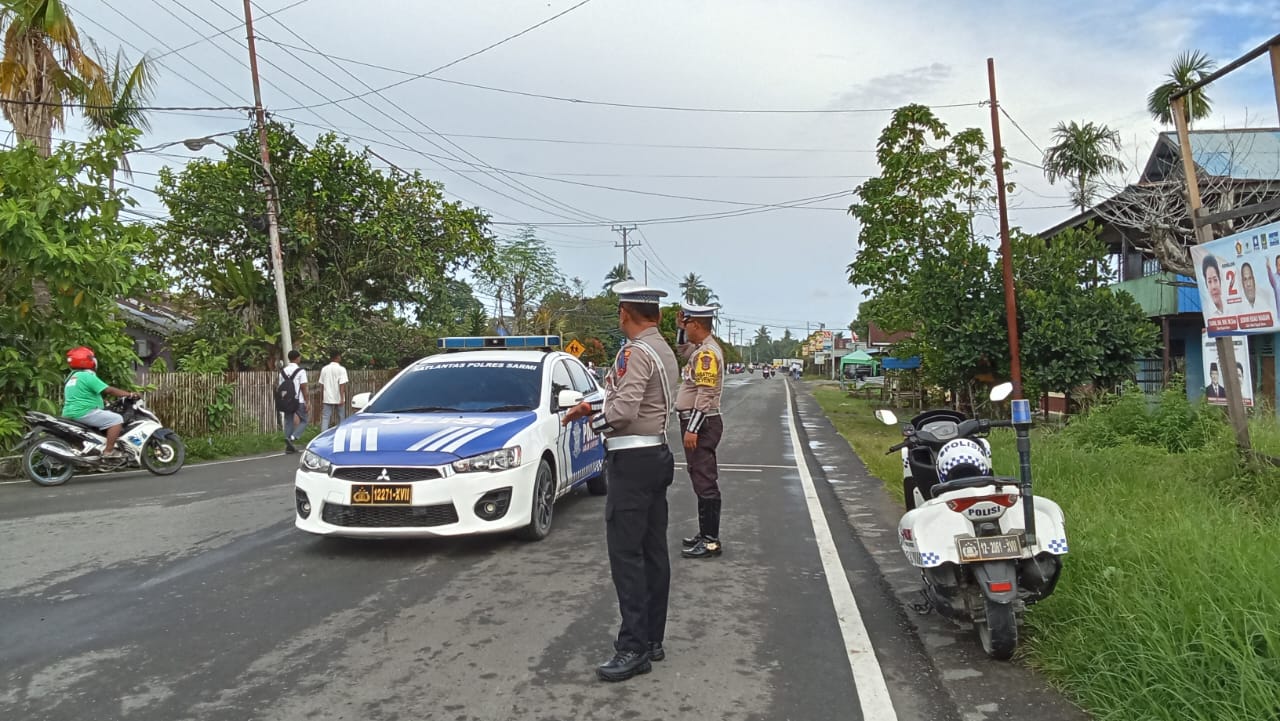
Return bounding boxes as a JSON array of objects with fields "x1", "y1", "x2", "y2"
[{"x1": 63, "y1": 346, "x2": 139, "y2": 459}]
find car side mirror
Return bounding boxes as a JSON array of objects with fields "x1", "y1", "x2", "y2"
[
  {"x1": 874, "y1": 409, "x2": 898, "y2": 425},
  {"x1": 989, "y1": 382, "x2": 1014, "y2": 402},
  {"x1": 351, "y1": 392, "x2": 371, "y2": 411},
  {"x1": 557, "y1": 389, "x2": 585, "y2": 410}
]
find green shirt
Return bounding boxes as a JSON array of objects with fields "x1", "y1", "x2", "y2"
[{"x1": 63, "y1": 370, "x2": 108, "y2": 418}]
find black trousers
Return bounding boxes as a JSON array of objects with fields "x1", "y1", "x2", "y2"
[
  {"x1": 679, "y1": 415, "x2": 723, "y2": 499},
  {"x1": 605, "y1": 443, "x2": 675, "y2": 654}
]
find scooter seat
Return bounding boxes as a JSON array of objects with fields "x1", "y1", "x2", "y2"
[{"x1": 57, "y1": 416, "x2": 103, "y2": 432}]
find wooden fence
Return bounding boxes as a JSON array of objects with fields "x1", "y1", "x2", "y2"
[{"x1": 135, "y1": 369, "x2": 400, "y2": 436}]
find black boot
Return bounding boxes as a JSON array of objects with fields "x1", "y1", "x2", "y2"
[
  {"x1": 682, "y1": 498, "x2": 722, "y2": 558},
  {"x1": 596, "y1": 648, "x2": 652, "y2": 682},
  {"x1": 683, "y1": 497, "x2": 711, "y2": 547}
]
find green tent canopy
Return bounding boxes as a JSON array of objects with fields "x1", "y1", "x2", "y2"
[{"x1": 840, "y1": 350, "x2": 878, "y2": 372}]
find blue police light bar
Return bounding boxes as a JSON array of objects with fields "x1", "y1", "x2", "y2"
[
  {"x1": 1011, "y1": 399, "x2": 1032, "y2": 425},
  {"x1": 437, "y1": 335, "x2": 561, "y2": 350}
]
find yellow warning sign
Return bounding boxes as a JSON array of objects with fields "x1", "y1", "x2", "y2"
[{"x1": 566, "y1": 339, "x2": 586, "y2": 357}]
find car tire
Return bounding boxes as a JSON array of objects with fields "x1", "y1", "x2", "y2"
[
  {"x1": 586, "y1": 459, "x2": 608, "y2": 496},
  {"x1": 516, "y1": 458, "x2": 555, "y2": 541}
]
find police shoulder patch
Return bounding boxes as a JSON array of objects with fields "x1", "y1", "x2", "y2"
[
  {"x1": 692, "y1": 350, "x2": 719, "y2": 387},
  {"x1": 617, "y1": 347, "x2": 632, "y2": 377}
]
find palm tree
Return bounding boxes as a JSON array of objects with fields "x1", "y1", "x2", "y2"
[
  {"x1": 0, "y1": 0, "x2": 103, "y2": 156},
  {"x1": 84, "y1": 43, "x2": 157, "y2": 189},
  {"x1": 1042, "y1": 120, "x2": 1126, "y2": 212},
  {"x1": 679, "y1": 272, "x2": 718, "y2": 305},
  {"x1": 1147, "y1": 50, "x2": 1216, "y2": 128},
  {"x1": 602, "y1": 263, "x2": 632, "y2": 293}
]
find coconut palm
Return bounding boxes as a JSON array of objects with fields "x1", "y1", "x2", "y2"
[
  {"x1": 678, "y1": 272, "x2": 718, "y2": 305},
  {"x1": 1042, "y1": 120, "x2": 1126, "y2": 211},
  {"x1": 1147, "y1": 50, "x2": 1216, "y2": 128},
  {"x1": 83, "y1": 43, "x2": 157, "y2": 188},
  {"x1": 602, "y1": 263, "x2": 632, "y2": 293},
  {"x1": 0, "y1": 0, "x2": 103, "y2": 156}
]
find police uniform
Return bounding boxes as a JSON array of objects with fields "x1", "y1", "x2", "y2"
[
  {"x1": 675, "y1": 303, "x2": 726, "y2": 559},
  {"x1": 587, "y1": 282, "x2": 680, "y2": 682}
]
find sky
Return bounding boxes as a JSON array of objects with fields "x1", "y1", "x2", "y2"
[{"x1": 19, "y1": 0, "x2": 1280, "y2": 342}]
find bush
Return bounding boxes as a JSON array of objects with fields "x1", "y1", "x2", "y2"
[{"x1": 1062, "y1": 378, "x2": 1226, "y2": 453}]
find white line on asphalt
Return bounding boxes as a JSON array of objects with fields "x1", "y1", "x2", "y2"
[
  {"x1": 785, "y1": 383, "x2": 898, "y2": 720},
  {"x1": 674, "y1": 462, "x2": 793, "y2": 470},
  {"x1": 0, "y1": 452, "x2": 288, "y2": 485}
]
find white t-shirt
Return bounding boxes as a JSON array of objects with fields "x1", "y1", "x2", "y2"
[
  {"x1": 319, "y1": 361, "x2": 349, "y2": 404},
  {"x1": 281, "y1": 363, "x2": 308, "y2": 403}
]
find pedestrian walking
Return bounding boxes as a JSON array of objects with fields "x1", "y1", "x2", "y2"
[
  {"x1": 563, "y1": 281, "x2": 679, "y2": 682},
  {"x1": 319, "y1": 348, "x2": 349, "y2": 432},
  {"x1": 675, "y1": 303, "x2": 725, "y2": 559},
  {"x1": 277, "y1": 350, "x2": 308, "y2": 453}
]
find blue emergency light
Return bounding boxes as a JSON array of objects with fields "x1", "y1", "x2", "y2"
[
  {"x1": 1011, "y1": 398, "x2": 1032, "y2": 425},
  {"x1": 437, "y1": 335, "x2": 561, "y2": 351}
]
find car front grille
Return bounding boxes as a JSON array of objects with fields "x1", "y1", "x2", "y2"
[
  {"x1": 331, "y1": 466, "x2": 442, "y2": 482},
  {"x1": 321, "y1": 503, "x2": 460, "y2": 528}
]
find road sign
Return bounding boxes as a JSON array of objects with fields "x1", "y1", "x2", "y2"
[{"x1": 566, "y1": 339, "x2": 586, "y2": 357}]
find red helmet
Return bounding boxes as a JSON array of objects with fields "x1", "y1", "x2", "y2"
[{"x1": 67, "y1": 346, "x2": 97, "y2": 370}]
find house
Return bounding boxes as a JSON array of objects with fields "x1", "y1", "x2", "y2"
[
  {"x1": 118, "y1": 298, "x2": 194, "y2": 372},
  {"x1": 1040, "y1": 127, "x2": 1280, "y2": 408}
]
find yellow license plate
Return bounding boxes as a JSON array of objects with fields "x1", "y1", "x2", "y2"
[{"x1": 351, "y1": 484, "x2": 412, "y2": 505}]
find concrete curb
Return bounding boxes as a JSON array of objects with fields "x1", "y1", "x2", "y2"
[{"x1": 788, "y1": 381, "x2": 1092, "y2": 721}]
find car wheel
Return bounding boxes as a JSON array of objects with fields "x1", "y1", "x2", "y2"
[
  {"x1": 586, "y1": 459, "x2": 608, "y2": 496},
  {"x1": 516, "y1": 458, "x2": 555, "y2": 541}
]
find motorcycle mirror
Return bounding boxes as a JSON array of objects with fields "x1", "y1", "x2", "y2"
[
  {"x1": 874, "y1": 409, "x2": 898, "y2": 426},
  {"x1": 989, "y1": 382, "x2": 1014, "y2": 402}
]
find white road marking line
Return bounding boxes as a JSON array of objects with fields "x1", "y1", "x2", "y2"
[
  {"x1": 785, "y1": 384, "x2": 898, "y2": 720},
  {"x1": 0, "y1": 451, "x2": 290, "y2": 485},
  {"x1": 674, "y1": 462, "x2": 794, "y2": 469}
]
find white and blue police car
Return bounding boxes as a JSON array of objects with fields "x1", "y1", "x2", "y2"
[{"x1": 294, "y1": 336, "x2": 606, "y2": 540}]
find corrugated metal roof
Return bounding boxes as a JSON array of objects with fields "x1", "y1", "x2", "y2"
[{"x1": 1150, "y1": 128, "x2": 1280, "y2": 181}]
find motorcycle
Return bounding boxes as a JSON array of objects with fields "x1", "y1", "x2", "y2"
[
  {"x1": 874, "y1": 383, "x2": 1067, "y2": 660},
  {"x1": 19, "y1": 396, "x2": 186, "y2": 486}
]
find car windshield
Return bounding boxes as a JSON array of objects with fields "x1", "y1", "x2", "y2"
[{"x1": 365, "y1": 359, "x2": 543, "y2": 413}]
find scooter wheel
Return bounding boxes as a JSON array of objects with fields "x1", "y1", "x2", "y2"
[
  {"x1": 23, "y1": 434, "x2": 75, "y2": 486},
  {"x1": 977, "y1": 598, "x2": 1018, "y2": 660}
]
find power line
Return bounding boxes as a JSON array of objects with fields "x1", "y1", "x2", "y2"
[
  {"x1": 0, "y1": 98, "x2": 252, "y2": 112},
  {"x1": 483, "y1": 190, "x2": 853, "y2": 226},
  {"x1": 152, "y1": 0, "x2": 313, "y2": 60},
  {"x1": 999, "y1": 106, "x2": 1045, "y2": 156},
  {"x1": 268, "y1": 42, "x2": 983, "y2": 115}
]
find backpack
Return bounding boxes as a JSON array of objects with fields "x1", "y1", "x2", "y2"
[{"x1": 275, "y1": 367, "x2": 303, "y2": 414}]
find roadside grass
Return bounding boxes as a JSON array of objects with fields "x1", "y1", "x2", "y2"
[
  {"x1": 812, "y1": 386, "x2": 1280, "y2": 721},
  {"x1": 182, "y1": 427, "x2": 318, "y2": 463}
]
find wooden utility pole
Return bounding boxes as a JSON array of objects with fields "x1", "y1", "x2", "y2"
[
  {"x1": 1171, "y1": 95, "x2": 1251, "y2": 449},
  {"x1": 243, "y1": 0, "x2": 292, "y2": 357},
  {"x1": 987, "y1": 58, "x2": 1024, "y2": 399}
]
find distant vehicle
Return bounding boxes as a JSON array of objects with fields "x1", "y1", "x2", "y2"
[
  {"x1": 19, "y1": 396, "x2": 185, "y2": 486},
  {"x1": 294, "y1": 336, "x2": 607, "y2": 541}
]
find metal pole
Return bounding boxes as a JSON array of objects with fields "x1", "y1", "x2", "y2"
[
  {"x1": 987, "y1": 58, "x2": 1023, "y2": 399},
  {"x1": 1271, "y1": 42, "x2": 1280, "y2": 121},
  {"x1": 1171, "y1": 95, "x2": 1251, "y2": 449},
  {"x1": 243, "y1": 0, "x2": 292, "y2": 358},
  {"x1": 612, "y1": 225, "x2": 638, "y2": 279}
]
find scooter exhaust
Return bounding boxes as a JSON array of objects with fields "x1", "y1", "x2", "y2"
[{"x1": 36, "y1": 440, "x2": 94, "y2": 466}]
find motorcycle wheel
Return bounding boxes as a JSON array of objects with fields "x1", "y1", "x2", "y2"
[
  {"x1": 142, "y1": 434, "x2": 186, "y2": 476},
  {"x1": 23, "y1": 434, "x2": 75, "y2": 486},
  {"x1": 976, "y1": 598, "x2": 1018, "y2": 660}
]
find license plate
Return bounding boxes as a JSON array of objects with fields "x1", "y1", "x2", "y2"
[
  {"x1": 956, "y1": 534, "x2": 1023, "y2": 562},
  {"x1": 351, "y1": 484, "x2": 412, "y2": 505}
]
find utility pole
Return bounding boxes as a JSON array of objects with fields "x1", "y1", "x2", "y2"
[
  {"x1": 612, "y1": 225, "x2": 639, "y2": 279},
  {"x1": 987, "y1": 58, "x2": 1024, "y2": 399},
  {"x1": 644, "y1": 259, "x2": 648, "y2": 285},
  {"x1": 242, "y1": 0, "x2": 292, "y2": 358},
  {"x1": 1172, "y1": 95, "x2": 1250, "y2": 449}
]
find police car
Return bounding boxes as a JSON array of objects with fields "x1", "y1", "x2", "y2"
[{"x1": 294, "y1": 336, "x2": 606, "y2": 540}]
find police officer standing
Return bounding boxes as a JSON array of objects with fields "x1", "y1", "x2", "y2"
[
  {"x1": 675, "y1": 303, "x2": 726, "y2": 559},
  {"x1": 562, "y1": 281, "x2": 680, "y2": 682}
]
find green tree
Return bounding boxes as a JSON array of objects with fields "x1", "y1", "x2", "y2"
[
  {"x1": 678, "y1": 272, "x2": 718, "y2": 305},
  {"x1": 602, "y1": 262, "x2": 632, "y2": 293},
  {"x1": 1147, "y1": 50, "x2": 1216, "y2": 127},
  {"x1": 417, "y1": 278, "x2": 485, "y2": 337},
  {"x1": 83, "y1": 43, "x2": 158, "y2": 189},
  {"x1": 0, "y1": 0, "x2": 103, "y2": 156},
  {"x1": 478, "y1": 226, "x2": 563, "y2": 335},
  {"x1": 153, "y1": 124, "x2": 492, "y2": 367},
  {"x1": 0, "y1": 128, "x2": 154, "y2": 446},
  {"x1": 1042, "y1": 120, "x2": 1126, "y2": 212}
]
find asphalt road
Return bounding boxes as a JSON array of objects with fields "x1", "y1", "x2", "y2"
[{"x1": 0, "y1": 376, "x2": 1082, "y2": 721}]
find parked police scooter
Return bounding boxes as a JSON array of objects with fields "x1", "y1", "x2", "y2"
[
  {"x1": 19, "y1": 396, "x2": 186, "y2": 486},
  {"x1": 875, "y1": 383, "x2": 1067, "y2": 660}
]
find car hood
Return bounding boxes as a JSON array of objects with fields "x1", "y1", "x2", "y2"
[{"x1": 308, "y1": 411, "x2": 538, "y2": 466}]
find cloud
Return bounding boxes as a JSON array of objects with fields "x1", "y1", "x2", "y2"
[{"x1": 829, "y1": 63, "x2": 953, "y2": 109}]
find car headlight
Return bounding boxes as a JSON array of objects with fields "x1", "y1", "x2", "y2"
[
  {"x1": 300, "y1": 449, "x2": 332, "y2": 474},
  {"x1": 452, "y1": 447, "x2": 522, "y2": 473}
]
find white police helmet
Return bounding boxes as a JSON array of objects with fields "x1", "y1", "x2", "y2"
[{"x1": 936, "y1": 438, "x2": 992, "y2": 484}]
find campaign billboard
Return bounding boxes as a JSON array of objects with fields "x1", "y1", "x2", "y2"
[
  {"x1": 1188, "y1": 219, "x2": 1280, "y2": 336},
  {"x1": 1201, "y1": 331, "x2": 1253, "y2": 407}
]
